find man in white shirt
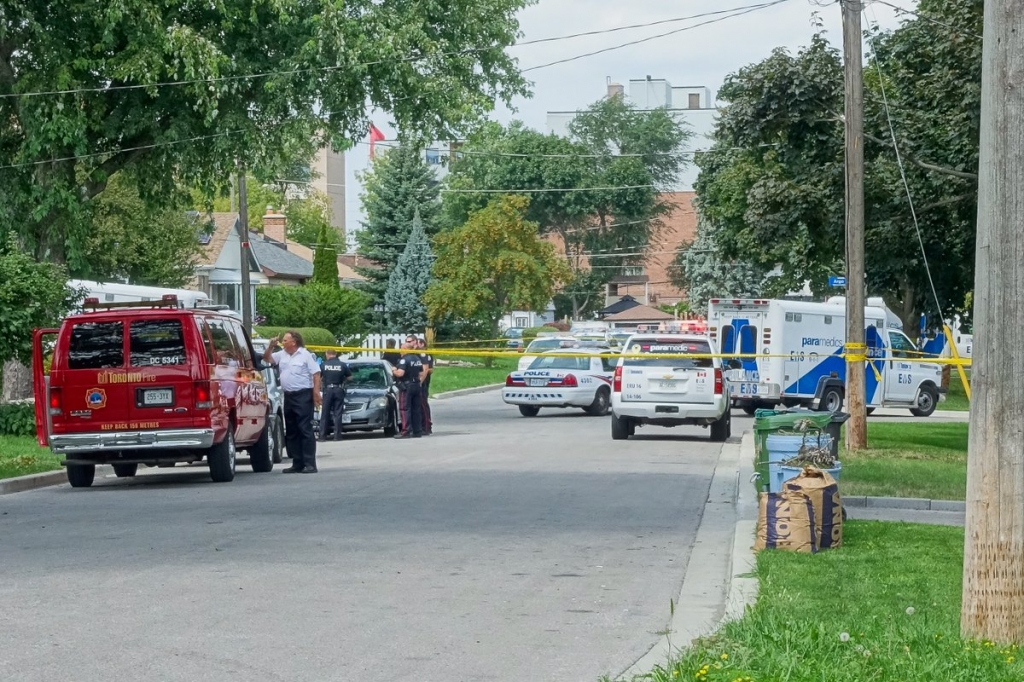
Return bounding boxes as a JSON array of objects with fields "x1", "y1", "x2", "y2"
[{"x1": 263, "y1": 330, "x2": 322, "y2": 473}]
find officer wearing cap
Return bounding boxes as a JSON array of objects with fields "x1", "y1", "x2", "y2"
[
  {"x1": 392, "y1": 337, "x2": 424, "y2": 438},
  {"x1": 319, "y1": 349, "x2": 351, "y2": 441}
]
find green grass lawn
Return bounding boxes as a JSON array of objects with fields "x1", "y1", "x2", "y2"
[
  {"x1": 428, "y1": 356, "x2": 517, "y2": 396},
  {"x1": 632, "y1": 522, "x2": 1020, "y2": 682},
  {"x1": 0, "y1": 435, "x2": 62, "y2": 480},
  {"x1": 943, "y1": 369, "x2": 971, "y2": 411},
  {"x1": 840, "y1": 422, "x2": 968, "y2": 500}
]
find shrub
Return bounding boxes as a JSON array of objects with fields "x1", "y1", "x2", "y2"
[
  {"x1": 0, "y1": 400, "x2": 36, "y2": 437},
  {"x1": 253, "y1": 326, "x2": 338, "y2": 347},
  {"x1": 256, "y1": 284, "x2": 368, "y2": 337}
]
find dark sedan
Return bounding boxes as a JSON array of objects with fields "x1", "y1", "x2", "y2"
[{"x1": 315, "y1": 359, "x2": 400, "y2": 438}]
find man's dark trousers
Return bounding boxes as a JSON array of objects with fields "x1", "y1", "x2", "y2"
[
  {"x1": 320, "y1": 385, "x2": 346, "y2": 440},
  {"x1": 401, "y1": 381, "x2": 424, "y2": 436},
  {"x1": 284, "y1": 389, "x2": 317, "y2": 469}
]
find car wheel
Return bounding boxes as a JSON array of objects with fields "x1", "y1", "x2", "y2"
[
  {"x1": 383, "y1": 406, "x2": 398, "y2": 437},
  {"x1": 818, "y1": 386, "x2": 844, "y2": 413},
  {"x1": 249, "y1": 411, "x2": 274, "y2": 473},
  {"x1": 710, "y1": 411, "x2": 731, "y2": 442},
  {"x1": 519, "y1": 405, "x2": 540, "y2": 417},
  {"x1": 208, "y1": 426, "x2": 236, "y2": 483},
  {"x1": 611, "y1": 414, "x2": 631, "y2": 440},
  {"x1": 66, "y1": 464, "x2": 95, "y2": 488},
  {"x1": 271, "y1": 413, "x2": 284, "y2": 464},
  {"x1": 112, "y1": 463, "x2": 138, "y2": 478},
  {"x1": 910, "y1": 384, "x2": 938, "y2": 417},
  {"x1": 585, "y1": 388, "x2": 611, "y2": 416}
]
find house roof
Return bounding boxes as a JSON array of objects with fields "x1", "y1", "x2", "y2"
[
  {"x1": 599, "y1": 295, "x2": 642, "y2": 316},
  {"x1": 603, "y1": 304, "x2": 674, "y2": 322},
  {"x1": 198, "y1": 213, "x2": 239, "y2": 267},
  {"x1": 249, "y1": 233, "x2": 314, "y2": 279}
]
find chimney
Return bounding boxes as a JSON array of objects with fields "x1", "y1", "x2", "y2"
[
  {"x1": 263, "y1": 206, "x2": 287, "y2": 248},
  {"x1": 607, "y1": 81, "x2": 624, "y2": 100}
]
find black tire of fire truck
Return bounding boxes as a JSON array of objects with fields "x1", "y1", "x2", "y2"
[
  {"x1": 248, "y1": 411, "x2": 275, "y2": 473},
  {"x1": 910, "y1": 384, "x2": 939, "y2": 418},
  {"x1": 710, "y1": 410, "x2": 731, "y2": 442},
  {"x1": 112, "y1": 463, "x2": 138, "y2": 478},
  {"x1": 208, "y1": 426, "x2": 236, "y2": 483},
  {"x1": 66, "y1": 464, "x2": 96, "y2": 488},
  {"x1": 817, "y1": 386, "x2": 844, "y2": 413}
]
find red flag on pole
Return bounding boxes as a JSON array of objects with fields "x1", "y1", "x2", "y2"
[{"x1": 369, "y1": 123, "x2": 385, "y2": 158}]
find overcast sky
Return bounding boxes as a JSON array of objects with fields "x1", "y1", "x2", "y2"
[{"x1": 343, "y1": 0, "x2": 918, "y2": 243}]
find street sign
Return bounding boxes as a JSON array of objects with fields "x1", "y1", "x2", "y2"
[{"x1": 828, "y1": 276, "x2": 847, "y2": 288}]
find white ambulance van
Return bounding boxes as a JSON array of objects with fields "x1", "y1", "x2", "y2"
[{"x1": 706, "y1": 297, "x2": 944, "y2": 417}]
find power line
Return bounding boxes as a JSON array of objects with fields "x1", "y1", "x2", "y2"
[
  {"x1": 440, "y1": 184, "x2": 655, "y2": 194},
  {"x1": 868, "y1": 0, "x2": 982, "y2": 39},
  {"x1": 358, "y1": 139, "x2": 781, "y2": 159},
  {"x1": 522, "y1": 0, "x2": 793, "y2": 73},
  {"x1": 1, "y1": 3, "x2": 786, "y2": 101}
]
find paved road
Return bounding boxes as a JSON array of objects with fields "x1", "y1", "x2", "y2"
[{"x1": 0, "y1": 390, "x2": 732, "y2": 682}]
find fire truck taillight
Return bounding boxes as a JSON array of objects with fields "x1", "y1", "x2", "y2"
[
  {"x1": 194, "y1": 381, "x2": 213, "y2": 410},
  {"x1": 48, "y1": 388, "x2": 63, "y2": 416}
]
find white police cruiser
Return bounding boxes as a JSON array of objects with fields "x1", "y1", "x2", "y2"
[{"x1": 503, "y1": 349, "x2": 617, "y2": 417}]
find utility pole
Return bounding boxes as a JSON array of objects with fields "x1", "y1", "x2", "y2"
[
  {"x1": 962, "y1": 0, "x2": 1024, "y2": 644},
  {"x1": 237, "y1": 171, "x2": 253, "y2": 334},
  {"x1": 841, "y1": 0, "x2": 867, "y2": 450}
]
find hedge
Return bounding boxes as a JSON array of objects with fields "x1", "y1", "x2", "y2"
[
  {"x1": 253, "y1": 326, "x2": 337, "y2": 347},
  {"x1": 0, "y1": 400, "x2": 35, "y2": 437}
]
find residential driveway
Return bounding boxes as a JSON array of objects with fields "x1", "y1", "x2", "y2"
[{"x1": 0, "y1": 390, "x2": 728, "y2": 682}]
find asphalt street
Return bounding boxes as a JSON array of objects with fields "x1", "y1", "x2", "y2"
[{"x1": 0, "y1": 390, "x2": 734, "y2": 682}]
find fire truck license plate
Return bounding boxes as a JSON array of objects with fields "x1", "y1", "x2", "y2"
[{"x1": 142, "y1": 388, "x2": 174, "y2": 406}]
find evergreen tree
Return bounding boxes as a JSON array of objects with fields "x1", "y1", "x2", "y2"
[
  {"x1": 384, "y1": 209, "x2": 433, "y2": 333},
  {"x1": 355, "y1": 144, "x2": 440, "y2": 329},
  {"x1": 312, "y1": 221, "x2": 340, "y2": 287}
]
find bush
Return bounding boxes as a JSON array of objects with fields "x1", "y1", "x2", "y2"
[
  {"x1": 0, "y1": 401, "x2": 35, "y2": 437},
  {"x1": 253, "y1": 326, "x2": 338, "y2": 347},
  {"x1": 256, "y1": 284, "x2": 368, "y2": 337},
  {"x1": 523, "y1": 325, "x2": 566, "y2": 344}
]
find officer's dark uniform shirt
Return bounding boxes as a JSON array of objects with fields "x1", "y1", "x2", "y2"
[
  {"x1": 396, "y1": 354, "x2": 423, "y2": 383},
  {"x1": 381, "y1": 351, "x2": 401, "y2": 367},
  {"x1": 321, "y1": 357, "x2": 351, "y2": 387},
  {"x1": 420, "y1": 353, "x2": 434, "y2": 393}
]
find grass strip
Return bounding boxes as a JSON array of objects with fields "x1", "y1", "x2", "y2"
[{"x1": 0, "y1": 435, "x2": 62, "y2": 480}]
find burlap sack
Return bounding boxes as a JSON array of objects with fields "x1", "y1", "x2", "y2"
[
  {"x1": 783, "y1": 467, "x2": 843, "y2": 550},
  {"x1": 754, "y1": 490, "x2": 817, "y2": 554}
]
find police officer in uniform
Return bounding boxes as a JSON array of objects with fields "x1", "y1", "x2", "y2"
[
  {"x1": 319, "y1": 349, "x2": 351, "y2": 441},
  {"x1": 392, "y1": 337, "x2": 424, "y2": 438},
  {"x1": 417, "y1": 337, "x2": 434, "y2": 435}
]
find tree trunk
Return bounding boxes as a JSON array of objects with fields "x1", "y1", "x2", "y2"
[
  {"x1": 1, "y1": 359, "x2": 33, "y2": 402},
  {"x1": 961, "y1": 0, "x2": 1024, "y2": 644}
]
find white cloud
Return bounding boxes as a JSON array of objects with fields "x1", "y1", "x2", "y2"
[{"x1": 344, "y1": 0, "x2": 918, "y2": 241}]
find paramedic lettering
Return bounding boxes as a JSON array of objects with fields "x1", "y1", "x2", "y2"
[{"x1": 801, "y1": 337, "x2": 844, "y2": 348}]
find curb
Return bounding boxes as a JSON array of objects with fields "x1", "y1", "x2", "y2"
[
  {"x1": 431, "y1": 384, "x2": 503, "y2": 400},
  {"x1": 843, "y1": 496, "x2": 965, "y2": 512},
  {"x1": 0, "y1": 465, "x2": 113, "y2": 496}
]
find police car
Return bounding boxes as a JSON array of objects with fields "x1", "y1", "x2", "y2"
[{"x1": 503, "y1": 349, "x2": 617, "y2": 417}]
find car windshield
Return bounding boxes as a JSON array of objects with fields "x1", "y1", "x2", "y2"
[
  {"x1": 526, "y1": 338, "x2": 564, "y2": 353},
  {"x1": 348, "y1": 364, "x2": 388, "y2": 389},
  {"x1": 623, "y1": 339, "x2": 714, "y2": 368},
  {"x1": 529, "y1": 354, "x2": 590, "y2": 371}
]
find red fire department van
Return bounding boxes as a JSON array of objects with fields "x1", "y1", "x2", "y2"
[{"x1": 32, "y1": 296, "x2": 274, "y2": 488}]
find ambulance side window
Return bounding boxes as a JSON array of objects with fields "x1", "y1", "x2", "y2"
[{"x1": 887, "y1": 331, "x2": 915, "y2": 358}]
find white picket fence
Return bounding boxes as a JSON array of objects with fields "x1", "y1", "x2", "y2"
[{"x1": 343, "y1": 333, "x2": 405, "y2": 359}]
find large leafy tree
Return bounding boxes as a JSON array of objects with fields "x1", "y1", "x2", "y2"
[
  {"x1": 311, "y1": 222, "x2": 340, "y2": 287},
  {"x1": 693, "y1": 1, "x2": 981, "y2": 328},
  {"x1": 443, "y1": 97, "x2": 691, "y2": 318},
  {"x1": 81, "y1": 173, "x2": 205, "y2": 287},
  {"x1": 384, "y1": 209, "x2": 433, "y2": 334},
  {"x1": 425, "y1": 195, "x2": 570, "y2": 341},
  {"x1": 356, "y1": 143, "x2": 441, "y2": 327},
  {"x1": 0, "y1": 0, "x2": 529, "y2": 267}
]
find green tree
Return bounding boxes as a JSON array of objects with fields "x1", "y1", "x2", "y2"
[
  {"x1": 0, "y1": 0, "x2": 529, "y2": 267},
  {"x1": 256, "y1": 285, "x2": 367, "y2": 339},
  {"x1": 356, "y1": 144, "x2": 441, "y2": 327},
  {"x1": 81, "y1": 174, "x2": 205, "y2": 287},
  {"x1": 443, "y1": 99, "x2": 691, "y2": 318},
  {"x1": 694, "y1": 3, "x2": 981, "y2": 327},
  {"x1": 384, "y1": 209, "x2": 433, "y2": 334},
  {"x1": 0, "y1": 236, "x2": 78, "y2": 400},
  {"x1": 311, "y1": 222, "x2": 340, "y2": 287},
  {"x1": 424, "y1": 195, "x2": 571, "y2": 343}
]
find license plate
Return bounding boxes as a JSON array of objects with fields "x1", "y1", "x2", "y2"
[
  {"x1": 342, "y1": 413, "x2": 352, "y2": 424},
  {"x1": 142, "y1": 388, "x2": 173, "y2": 406},
  {"x1": 528, "y1": 378, "x2": 548, "y2": 387},
  {"x1": 736, "y1": 383, "x2": 759, "y2": 395},
  {"x1": 657, "y1": 380, "x2": 678, "y2": 390}
]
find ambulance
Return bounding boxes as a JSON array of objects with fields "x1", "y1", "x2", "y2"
[{"x1": 706, "y1": 297, "x2": 944, "y2": 417}]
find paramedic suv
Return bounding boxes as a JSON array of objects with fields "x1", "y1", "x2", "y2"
[
  {"x1": 610, "y1": 333, "x2": 734, "y2": 441},
  {"x1": 32, "y1": 296, "x2": 273, "y2": 488}
]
